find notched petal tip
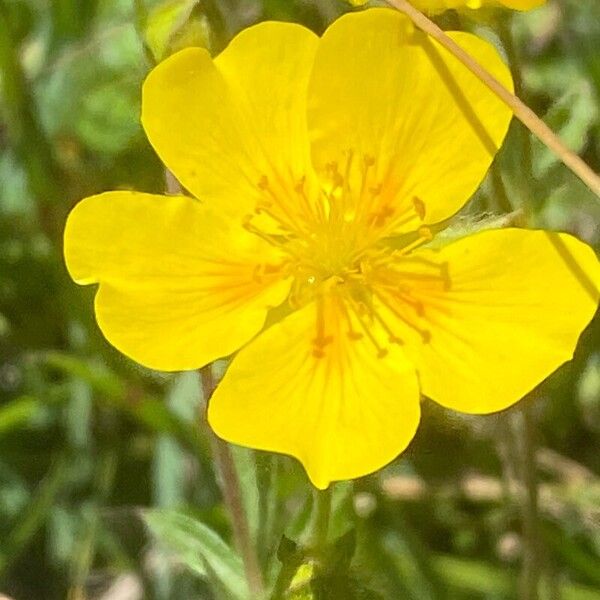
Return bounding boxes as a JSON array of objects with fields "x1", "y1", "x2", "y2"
[
  {"x1": 208, "y1": 298, "x2": 422, "y2": 487},
  {"x1": 64, "y1": 190, "x2": 291, "y2": 373},
  {"x1": 63, "y1": 192, "x2": 122, "y2": 286}
]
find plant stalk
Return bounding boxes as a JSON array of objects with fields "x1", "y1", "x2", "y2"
[
  {"x1": 307, "y1": 486, "x2": 333, "y2": 558},
  {"x1": 518, "y1": 403, "x2": 542, "y2": 600},
  {"x1": 200, "y1": 366, "x2": 265, "y2": 599}
]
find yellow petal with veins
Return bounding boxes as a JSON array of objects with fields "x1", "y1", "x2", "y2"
[
  {"x1": 372, "y1": 229, "x2": 600, "y2": 414},
  {"x1": 142, "y1": 23, "x2": 318, "y2": 221},
  {"x1": 208, "y1": 293, "x2": 421, "y2": 489},
  {"x1": 308, "y1": 9, "x2": 513, "y2": 233},
  {"x1": 64, "y1": 191, "x2": 290, "y2": 371}
]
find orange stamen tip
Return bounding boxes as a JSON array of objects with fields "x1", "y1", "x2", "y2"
[
  {"x1": 294, "y1": 176, "x2": 306, "y2": 194},
  {"x1": 258, "y1": 175, "x2": 269, "y2": 190},
  {"x1": 412, "y1": 196, "x2": 426, "y2": 220},
  {"x1": 263, "y1": 263, "x2": 281, "y2": 275},
  {"x1": 313, "y1": 335, "x2": 333, "y2": 349},
  {"x1": 252, "y1": 265, "x2": 263, "y2": 283},
  {"x1": 418, "y1": 226, "x2": 433, "y2": 241}
]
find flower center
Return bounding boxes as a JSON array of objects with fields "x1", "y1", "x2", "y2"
[{"x1": 243, "y1": 154, "x2": 449, "y2": 358}]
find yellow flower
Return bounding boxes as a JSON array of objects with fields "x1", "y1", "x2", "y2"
[
  {"x1": 64, "y1": 9, "x2": 599, "y2": 489},
  {"x1": 350, "y1": 0, "x2": 545, "y2": 10}
]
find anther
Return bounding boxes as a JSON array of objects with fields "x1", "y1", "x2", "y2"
[
  {"x1": 412, "y1": 196, "x2": 426, "y2": 220},
  {"x1": 418, "y1": 226, "x2": 433, "y2": 241},
  {"x1": 347, "y1": 298, "x2": 390, "y2": 359},
  {"x1": 254, "y1": 200, "x2": 273, "y2": 215},
  {"x1": 258, "y1": 175, "x2": 269, "y2": 190},
  {"x1": 294, "y1": 176, "x2": 306, "y2": 194},
  {"x1": 373, "y1": 205, "x2": 395, "y2": 227},
  {"x1": 325, "y1": 161, "x2": 338, "y2": 175},
  {"x1": 371, "y1": 288, "x2": 432, "y2": 346},
  {"x1": 439, "y1": 262, "x2": 451, "y2": 291},
  {"x1": 252, "y1": 264, "x2": 263, "y2": 283},
  {"x1": 400, "y1": 295, "x2": 426, "y2": 317},
  {"x1": 333, "y1": 173, "x2": 344, "y2": 189},
  {"x1": 313, "y1": 335, "x2": 333, "y2": 349},
  {"x1": 312, "y1": 348, "x2": 326, "y2": 359}
]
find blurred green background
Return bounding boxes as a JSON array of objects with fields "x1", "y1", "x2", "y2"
[{"x1": 0, "y1": 0, "x2": 599, "y2": 598}]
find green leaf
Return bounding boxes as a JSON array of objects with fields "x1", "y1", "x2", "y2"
[
  {"x1": 0, "y1": 396, "x2": 39, "y2": 436},
  {"x1": 144, "y1": 510, "x2": 249, "y2": 600},
  {"x1": 144, "y1": 0, "x2": 211, "y2": 62},
  {"x1": 532, "y1": 83, "x2": 598, "y2": 177},
  {"x1": 153, "y1": 372, "x2": 201, "y2": 508}
]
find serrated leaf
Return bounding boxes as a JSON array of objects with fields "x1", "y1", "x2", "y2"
[{"x1": 144, "y1": 510, "x2": 249, "y2": 600}]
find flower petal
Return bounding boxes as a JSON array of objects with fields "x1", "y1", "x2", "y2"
[
  {"x1": 142, "y1": 23, "x2": 318, "y2": 219},
  {"x1": 214, "y1": 22, "x2": 318, "y2": 184},
  {"x1": 373, "y1": 229, "x2": 600, "y2": 414},
  {"x1": 307, "y1": 9, "x2": 513, "y2": 231},
  {"x1": 208, "y1": 293, "x2": 421, "y2": 489},
  {"x1": 64, "y1": 191, "x2": 290, "y2": 371}
]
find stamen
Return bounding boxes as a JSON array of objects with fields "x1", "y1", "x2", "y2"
[
  {"x1": 388, "y1": 256, "x2": 451, "y2": 291},
  {"x1": 413, "y1": 196, "x2": 426, "y2": 221},
  {"x1": 371, "y1": 204, "x2": 395, "y2": 228},
  {"x1": 363, "y1": 155, "x2": 375, "y2": 168},
  {"x1": 370, "y1": 183, "x2": 383, "y2": 196},
  {"x1": 372, "y1": 288, "x2": 432, "y2": 344},
  {"x1": 312, "y1": 296, "x2": 333, "y2": 358},
  {"x1": 398, "y1": 226, "x2": 433, "y2": 255},
  {"x1": 255, "y1": 174, "x2": 308, "y2": 235},
  {"x1": 338, "y1": 296, "x2": 364, "y2": 341},
  {"x1": 242, "y1": 214, "x2": 304, "y2": 262},
  {"x1": 369, "y1": 307, "x2": 404, "y2": 345},
  {"x1": 251, "y1": 262, "x2": 285, "y2": 283},
  {"x1": 346, "y1": 297, "x2": 389, "y2": 358},
  {"x1": 355, "y1": 155, "x2": 376, "y2": 220}
]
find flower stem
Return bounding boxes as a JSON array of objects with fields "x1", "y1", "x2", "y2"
[
  {"x1": 200, "y1": 366, "x2": 265, "y2": 599},
  {"x1": 517, "y1": 402, "x2": 542, "y2": 600},
  {"x1": 307, "y1": 486, "x2": 333, "y2": 558},
  {"x1": 385, "y1": 0, "x2": 600, "y2": 200}
]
